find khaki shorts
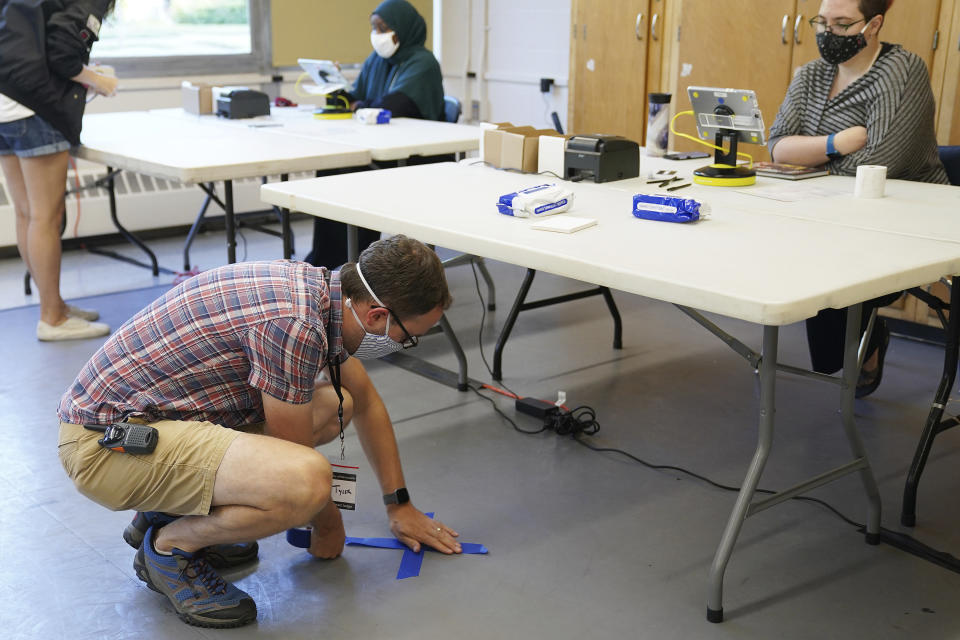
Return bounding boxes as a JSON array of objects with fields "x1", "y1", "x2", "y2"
[{"x1": 57, "y1": 419, "x2": 262, "y2": 515}]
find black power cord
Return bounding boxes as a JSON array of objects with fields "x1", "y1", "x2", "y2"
[{"x1": 466, "y1": 264, "x2": 960, "y2": 574}]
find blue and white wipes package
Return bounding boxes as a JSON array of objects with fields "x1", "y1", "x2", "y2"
[
  {"x1": 355, "y1": 108, "x2": 391, "y2": 124},
  {"x1": 632, "y1": 193, "x2": 708, "y2": 223},
  {"x1": 497, "y1": 183, "x2": 574, "y2": 218}
]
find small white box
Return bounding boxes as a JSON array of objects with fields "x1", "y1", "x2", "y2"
[{"x1": 538, "y1": 135, "x2": 568, "y2": 177}]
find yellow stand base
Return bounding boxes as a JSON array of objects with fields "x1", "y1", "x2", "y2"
[
  {"x1": 693, "y1": 163, "x2": 756, "y2": 187},
  {"x1": 313, "y1": 110, "x2": 353, "y2": 120}
]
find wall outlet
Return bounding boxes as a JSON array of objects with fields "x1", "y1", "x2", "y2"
[{"x1": 470, "y1": 99, "x2": 480, "y2": 122}]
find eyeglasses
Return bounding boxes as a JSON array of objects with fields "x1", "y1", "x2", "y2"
[
  {"x1": 808, "y1": 17, "x2": 867, "y2": 35},
  {"x1": 375, "y1": 305, "x2": 419, "y2": 349}
]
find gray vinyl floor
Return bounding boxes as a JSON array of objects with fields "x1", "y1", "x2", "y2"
[{"x1": 2, "y1": 218, "x2": 960, "y2": 639}]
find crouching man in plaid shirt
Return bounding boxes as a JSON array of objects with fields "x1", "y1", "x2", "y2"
[{"x1": 56, "y1": 235, "x2": 460, "y2": 629}]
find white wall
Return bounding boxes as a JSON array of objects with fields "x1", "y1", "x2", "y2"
[{"x1": 439, "y1": 0, "x2": 571, "y2": 131}]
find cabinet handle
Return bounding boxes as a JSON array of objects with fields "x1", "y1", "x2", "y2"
[
  {"x1": 794, "y1": 14, "x2": 803, "y2": 44},
  {"x1": 651, "y1": 13, "x2": 660, "y2": 41},
  {"x1": 636, "y1": 13, "x2": 645, "y2": 41},
  {"x1": 781, "y1": 15, "x2": 789, "y2": 45}
]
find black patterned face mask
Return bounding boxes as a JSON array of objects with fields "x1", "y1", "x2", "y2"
[{"x1": 816, "y1": 29, "x2": 868, "y2": 65}]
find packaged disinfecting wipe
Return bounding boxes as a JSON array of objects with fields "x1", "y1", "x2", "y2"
[
  {"x1": 355, "y1": 108, "x2": 391, "y2": 124},
  {"x1": 496, "y1": 184, "x2": 574, "y2": 218},
  {"x1": 632, "y1": 193, "x2": 709, "y2": 223}
]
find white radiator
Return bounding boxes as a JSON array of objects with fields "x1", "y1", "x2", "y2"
[{"x1": 0, "y1": 168, "x2": 314, "y2": 250}]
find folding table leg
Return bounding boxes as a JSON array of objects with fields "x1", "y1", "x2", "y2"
[
  {"x1": 224, "y1": 180, "x2": 236, "y2": 264},
  {"x1": 279, "y1": 173, "x2": 292, "y2": 259},
  {"x1": 438, "y1": 314, "x2": 469, "y2": 390},
  {"x1": 102, "y1": 167, "x2": 160, "y2": 276},
  {"x1": 475, "y1": 258, "x2": 496, "y2": 310},
  {"x1": 183, "y1": 184, "x2": 215, "y2": 271},
  {"x1": 706, "y1": 324, "x2": 778, "y2": 623},
  {"x1": 839, "y1": 303, "x2": 882, "y2": 543},
  {"x1": 902, "y1": 277, "x2": 960, "y2": 526},
  {"x1": 601, "y1": 286, "x2": 623, "y2": 349},
  {"x1": 492, "y1": 268, "x2": 536, "y2": 381}
]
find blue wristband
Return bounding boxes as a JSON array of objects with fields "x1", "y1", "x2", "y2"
[{"x1": 826, "y1": 133, "x2": 841, "y2": 159}]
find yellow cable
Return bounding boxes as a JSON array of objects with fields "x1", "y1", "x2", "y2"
[
  {"x1": 669, "y1": 110, "x2": 753, "y2": 168},
  {"x1": 293, "y1": 72, "x2": 313, "y2": 99},
  {"x1": 294, "y1": 72, "x2": 351, "y2": 111}
]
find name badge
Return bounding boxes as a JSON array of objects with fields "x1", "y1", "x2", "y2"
[{"x1": 331, "y1": 462, "x2": 359, "y2": 510}]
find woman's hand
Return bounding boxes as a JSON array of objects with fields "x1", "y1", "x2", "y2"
[
  {"x1": 71, "y1": 65, "x2": 118, "y2": 97},
  {"x1": 835, "y1": 126, "x2": 867, "y2": 155}
]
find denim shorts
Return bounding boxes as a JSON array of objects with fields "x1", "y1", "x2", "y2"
[{"x1": 0, "y1": 115, "x2": 71, "y2": 157}]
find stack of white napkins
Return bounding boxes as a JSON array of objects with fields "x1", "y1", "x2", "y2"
[{"x1": 530, "y1": 215, "x2": 597, "y2": 233}]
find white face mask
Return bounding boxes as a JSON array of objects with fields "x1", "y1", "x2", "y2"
[
  {"x1": 345, "y1": 263, "x2": 405, "y2": 359},
  {"x1": 371, "y1": 30, "x2": 399, "y2": 58},
  {"x1": 345, "y1": 298, "x2": 404, "y2": 359}
]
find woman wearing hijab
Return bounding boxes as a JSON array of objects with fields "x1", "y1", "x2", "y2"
[
  {"x1": 350, "y1": 0, "x2": 444, "y2": 120},
  {"x1": 767, "y1": 0, "x2": 948, "y2": 398},
  {"x1": 305, "y1": 0, "x2": 446, "y2": 269}
]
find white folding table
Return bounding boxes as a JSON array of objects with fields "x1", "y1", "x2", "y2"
[
  {"x1": 75, "y1": 111, "x2": 372, "y2": 271},
  {"x1": 149, "y1": 107, "x2": 481, "y2": 163},
  {"x1": 260, "y1": 160, "x2": 960, "y2": 621},
  {"x1": 75, "y1": 109, "x2": 481, "y2": 271}
]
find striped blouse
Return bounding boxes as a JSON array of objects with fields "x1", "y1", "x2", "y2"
[{"x1": 768, "y1": 44, "x2": 948, "y2": 184}]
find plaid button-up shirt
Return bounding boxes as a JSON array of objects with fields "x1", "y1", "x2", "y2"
[{"x1": 59, "y1": 260, "x2": 345, "y2": 429}]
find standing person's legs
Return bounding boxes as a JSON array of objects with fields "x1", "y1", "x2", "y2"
[
  {"x1": 1, "y1": 113, "x2": 109, "y2": 339},
  {"x1": 0, "y1": 154, "x2": 34, "y2": 276},
  {"x1": 17, "y1": 150, "x2": 69, "y2": 325}
]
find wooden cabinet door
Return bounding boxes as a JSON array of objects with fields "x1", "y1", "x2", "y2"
[
  {"x1": 569, "y1": 0, "x2": 650, "y2": 143},
  {"x1": 936, "y1": 0, "x2": 960, "y2": 144},
  {"x1": 670, "y1": 0, "x2": 797, "y2": 160},
  {"x1": 791, "y1": 0, "x2": 821, "y2": 72},
  {"x1": 882, "y1": 0, "x2": 942, "y2": 72}
]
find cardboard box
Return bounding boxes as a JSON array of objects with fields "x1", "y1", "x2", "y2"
[
  {"x1": 501, "y1": 127, "x2": 560, "y2": 173},
  {"x1": 537, "y1": 133, "x2": 571, "y2": 177},
  {"x1": 481, "y1": 122, "x2": 514, "y2": 167},
  {"x1": 181, "y1": 81, "x2": 213, "y2": 115}
]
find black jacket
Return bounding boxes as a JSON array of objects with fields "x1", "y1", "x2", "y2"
[{"x1": 0, "y1": 0, "x2": 113, "y2": 145}]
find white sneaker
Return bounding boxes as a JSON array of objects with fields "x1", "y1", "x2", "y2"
[
  {"x1": 37, "y1": 316, "x2": 111, "y2": 341},
  {"x1": 66, "y1": 304, "x2": 100, "y2": 321}
]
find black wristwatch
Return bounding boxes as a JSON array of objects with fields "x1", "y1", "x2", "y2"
[{"x1": 383, "y1": 487, "x2": 410, "y2": 505}]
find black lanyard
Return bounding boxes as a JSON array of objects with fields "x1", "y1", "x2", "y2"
[{"x1": 327, "y1": 360, "x2": 345, "y2": 461}]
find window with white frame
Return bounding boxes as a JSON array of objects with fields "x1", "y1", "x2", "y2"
[{"x1": 93, "y1": 0, "x2": 271, "y2": 77}]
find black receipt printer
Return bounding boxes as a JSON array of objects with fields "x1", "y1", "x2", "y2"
[
  {"x1": 216, "y1": 89, "x2": 271, "y2": 119},
  {"x1": 565, "y1": 135, "x2": 640, "y2": 183}
]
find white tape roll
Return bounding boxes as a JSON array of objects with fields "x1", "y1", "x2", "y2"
[{"x1": 855, "y1": 165, "x2": 887, "y2": 198}]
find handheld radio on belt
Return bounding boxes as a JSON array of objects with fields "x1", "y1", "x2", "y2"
[{"x1": 83, "y1": 423, "x2": 159, "y2": 455}]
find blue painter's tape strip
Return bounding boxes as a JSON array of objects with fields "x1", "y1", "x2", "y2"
[
  {"x1": 395, "y1": 510, "x2": 432, "y2": 579},
  {"x1": 397, "y1": 546, "x2": 425, "y2": 579},
  {"x1": 345, "y1": 537, "x2": 488, "y2": 555},
  {"x1": 459, "y1": 543, "x2": 488, "y2": 554},
  {"x1": 345, "y1": 536, "x2": 405, "y2": 549}
]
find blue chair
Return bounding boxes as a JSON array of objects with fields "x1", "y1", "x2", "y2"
[
  {"x1": 939, "y1": 145, "x2": 960, "y2": 186},
  {"x1": 443, "y1": 95, "x2": 462, "y2": 123}
]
